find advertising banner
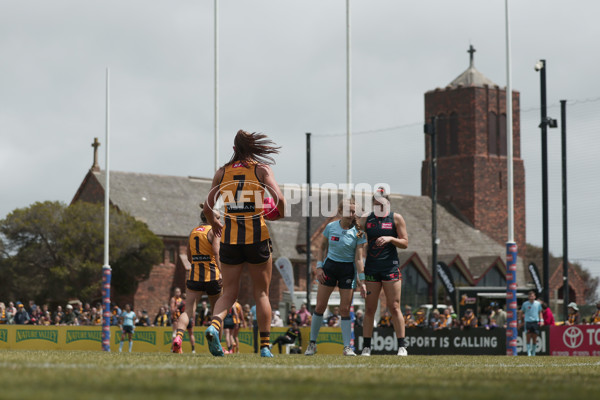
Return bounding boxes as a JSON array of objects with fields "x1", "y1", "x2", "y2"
[
  {"x1": 0, "y1": 326, "x2": 342, "y2": 354},
  {"x1": 355, "y1": 327, "x2": 506, "y2": 355},
  {"x1": 549, "y1": 325, "x2": 600, "y2": 356}
]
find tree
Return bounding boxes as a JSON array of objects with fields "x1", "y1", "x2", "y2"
[{"x1": 0, "y1": 201, "x2": 163, "y2": 305}]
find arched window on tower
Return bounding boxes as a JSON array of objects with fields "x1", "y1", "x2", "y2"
[
  {"x1": 449, "y1": 112, "x2": 459, "y2": 155},
  {"x1": 499, "y1": 114, "x2": 507, "y2": 156},
  {"x1": 488, "y1": 111, "x2": 498, "y2": 155},
  {"x1": 437, "y1": 113, "x2": 448, "y2": 157}
]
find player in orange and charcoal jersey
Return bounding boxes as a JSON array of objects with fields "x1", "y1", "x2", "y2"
[
  {"x1": 170, "y1": 287, "x2": 183, "y2": 347},
  {"x1": 172, "y1": 205, "x2": 223, "y2": 353},
  {"x1": 204, "y1": 130, "x2": 285, "y2": 358}
]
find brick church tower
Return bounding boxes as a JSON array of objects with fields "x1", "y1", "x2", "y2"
[{"x1": 421, "y1": 46, "x2": 526, "y2": 252}]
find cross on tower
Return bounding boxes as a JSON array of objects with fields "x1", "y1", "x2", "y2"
[
  {"x1": 91, "y1": 137, "x2": 101, "y2": 172},
  {"x1": 467, "y1": 45, "x2": 476, "y2": 68}
]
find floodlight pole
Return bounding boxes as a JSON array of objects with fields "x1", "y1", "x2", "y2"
[{"x1": 561, "y1": 100, "x2": 569, "y2": 319}]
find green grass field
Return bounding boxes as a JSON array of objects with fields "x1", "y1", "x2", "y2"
[{"x1": 1, "y1": 350, "x2": 599, "y2": 400}]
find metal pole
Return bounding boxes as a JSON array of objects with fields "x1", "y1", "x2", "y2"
[
  {"x1": 306, "y1": 133, "x2": 312, "y2": 310},
  {"x1": 102, "y1": 68, "x2": 112, "y2": 352},
  {"x1": 561, "y1": 100, "x2": 569, "y2": 319},
  {"x1": 504, "y1": 0, "x2": 518, "y2": 357},
  {"x1": 214, "y1": 0, "x2": 219, "y2": 172},
  {"x1": 430, "y1": 116, "x2": 438, "y2": 309},
  {"x1": 539, "y1": 60, "x2": 550, "y2": 305},
  {"x1": 346, "y1": 0, "x2": 352, "y2": 186},
  {"x1": 505, "y1": 0, "x2": 515, "y2": 244}
]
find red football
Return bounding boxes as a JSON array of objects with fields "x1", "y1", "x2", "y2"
[{"x1": 263, "y1": 197, "x2": 280, "y2": 220}]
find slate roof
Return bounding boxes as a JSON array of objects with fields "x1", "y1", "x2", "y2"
[{"x1": 76, "y1": 171, "x2": 522, "y2": 282}]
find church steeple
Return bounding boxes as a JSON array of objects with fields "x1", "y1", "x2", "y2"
[
  {"x1": 91, "y1": 137, "x2": 100, "y2": 172},
  {"x1": 447, "y1": 44, "x2": 496, "y2": 88},
  {"x1": 468, "y1": 44, "x2": 476, "y2": 68}
]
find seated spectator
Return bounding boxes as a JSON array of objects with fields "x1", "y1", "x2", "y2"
[
  {"x1": 592, "y1": 302, "x2": 600, "y2": 325},
  {"x1": 413, "y1": 310, "x2": 426, "y2": 328},
  {"x1": 153, "y1": 306, "x2": 170, "y2": 327},
  {"x1": 378, "y1": 309, "x2": 392, "y2": 328},
  {"x1": 436, "y1": 308, "x2": 452, "y2": 330},
  {"x1": 6, "y1": 302, "x2": 17, "y2": 324},
  {"x1": 14, "y1": 302, "x2": 31, "y2": 325},
  {"x1": 61, "y1": 304, "x2": 78, "y2": 325},
  {"x1": 429, "y1": 309, "x2": 441, "y2": 329},
  {"x1": 297, "y1": 303, "x2": 312, "y2": 327},
  {"x1": 271, "y1": 310, "x2": 284, "y2": 327},
  {"x1": 40, "y1": 311, "x2": 52, "y2": 326},
  {"x1": 271, "y1": 321, "x2": 302, "y2": 354},
  {"x1": 403, "y1": 306, "x2": 414, "y2": 327},
  {"x1": 541, "y1": 302, "x2": 555, "y2": 326},
  {"x1": 111, "y1": 305, "x2": 121, "y2": 326},
  {"x1": 566, "y1": 302, "x2": 580, "y2": 326},
  {"x1": 136, "y1": 310, "x2": 150, "y2": 327},
  {"x1": 53, "y1": 305, "x2": 64, "y2": 326},
  {"x1": 287, "y1": 305, "x2": 301, "y2": 326},
  {"x1": 460, "y1": 309, "x2": 478, "y2": 329},
  {"x1": 0, "y1": 302, "x2": 7, "y2": 324},
  {"x1": 354, "y1": 309, "x2": 364, "y2": 328},
  {"x1": 490, "y1": 303, "x2": 507, "y2": 328}
]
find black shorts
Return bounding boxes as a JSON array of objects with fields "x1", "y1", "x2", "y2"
[
  {"x1": 186, "y1": 279, "x2": 222, "y2": 296},
  {"x1": 122, "y1": 325, "x2": 134, "y2": 334},
  {"x1": 525, "y1": 321, "x2": 540, "y2": 335},
  {"x1": 322, "y1": 259, "x2": 355, "y2": 290},
  {"x1": 365, "y1": 265, "x2": 401, "y2": 282},
  {"x1": 220, "y1": 239, "x2": 272, "y2": 265}
]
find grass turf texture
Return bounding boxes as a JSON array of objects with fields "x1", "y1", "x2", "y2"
[{"x1": 1, "y1": 350, "x2": 599, "y2": 400}]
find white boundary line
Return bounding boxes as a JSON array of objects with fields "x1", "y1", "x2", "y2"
[{"x1": 1, "y1": 361, "x2": 599, "y2": 371}]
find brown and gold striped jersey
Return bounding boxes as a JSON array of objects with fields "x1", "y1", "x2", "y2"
[
  {"x1": 188, "y1": 224, "x2": 221, "y2": 283},
  {"x1": 219, "y1": 161, "x2": 270, "y2": 245}
]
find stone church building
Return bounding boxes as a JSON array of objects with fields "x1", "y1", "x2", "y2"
[{"x1": 71, "y1": 48, "x2": 585, "y2": 316}]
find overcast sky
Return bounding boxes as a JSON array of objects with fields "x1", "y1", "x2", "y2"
[{"x1": 1, "y1": 1, "x2": 599, "y2": 282}]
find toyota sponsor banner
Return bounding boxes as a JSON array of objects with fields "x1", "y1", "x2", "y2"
[
  {"x1": 550, "y1": 325, "x2": 600, "y2": 356},
  {"x1": 354, "y1": 327, "x2": 506, "y2": 355}
]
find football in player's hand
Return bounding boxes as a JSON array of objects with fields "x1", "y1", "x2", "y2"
[{"x1": 263, "y1": 197, "x2": 280, "y2": 220}]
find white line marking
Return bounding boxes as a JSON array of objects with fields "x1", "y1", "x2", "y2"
[{"x1": 1, "y1": 360, "x2": 599, "y2": 371}]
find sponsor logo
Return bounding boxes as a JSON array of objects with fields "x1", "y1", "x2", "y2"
[
  {"x1": 507, "y1": 292, "x2": 513, "y2": 299},
  {"x1": 232, "y1": 162, "x2": 246, "y2": 168},
  {"x1": 563, "y1": 327, "x2": 584, "y2": 349},
  {"x1": 316, "y1": 332, "x2": 343, "y2": 345},
  {"x1": 330, "y1": 236, "x2": 340, "y2": 242},
  {"x1": 381, "y1": 222, "x2": 392, "y2": 229},
  {"x1": 366, "y1": 223, "x2": 375, "y2": 229},
  {"x1": 238, "y1": 331, "x2": 252, "y2": 346},
  {"x1": 509, "y1": 283, "x2": 517, "y2": 290},
  {"x1": 508, "y1": 244, "x2": 517, "y2": 253},
  {"x1": 509, "y1": 264, "x2": 517, "y2": 271},
  {"x1": 196, "y1": 226, "x2": 206, "y2": 232},
  {"x1": 115, "y1": 330, "x2": 156, "y2": 345},
  {"x1": 506, "y1": 273, "x2": 513, "y2": 281},
  {"x1": 507, "y1": 311, "x2": 513, "y2": 319},
  {"x1": 0, "y1": 329, "x2": 7, "y2": 342},
  {"x1": 16, "y1": 329, "x2": 58, "y2": 343},
  {"x1": 509, "y1": 321, "x2": 517, "y2": 328},
  {"x1": 192, "y1": 255, "x2": 211, "y2": 262},
  {"x1": 66, "y1": 330, "x2": 102, "y2": 344},
  {"x1": 509, "y1": 302, "x2": 517, "y2": 309}
]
